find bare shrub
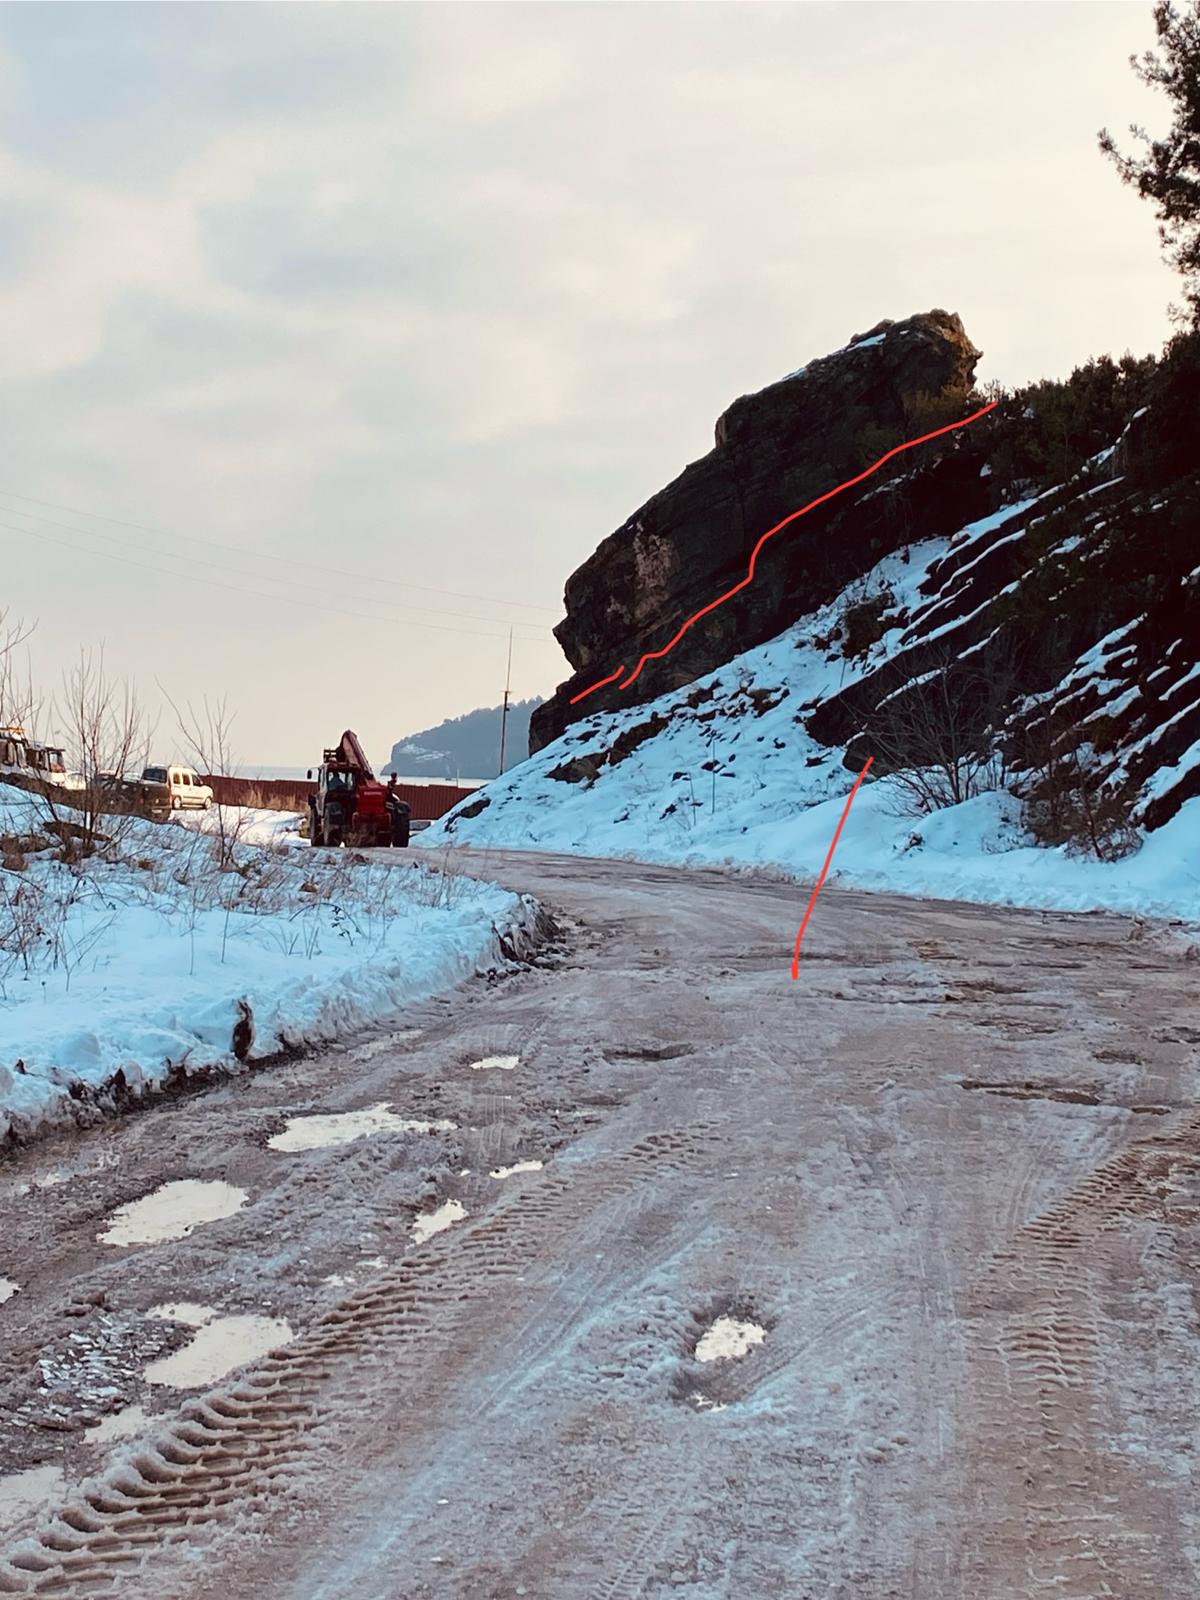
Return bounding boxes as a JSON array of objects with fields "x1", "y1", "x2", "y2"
[
  {"x1": 35, "y1": 648, "x2": 153, "y2": 861},
  {"x1": 405, "y1": 843, "x2": 478, "y2": 911},
  {"x1": 1018, "y1": 734, "x2": 1140, "y2": 862},
  {"x1": 0, "y1": 873, "x2": 45, "y2": 989},
  {"x1": 0, "y1": 609, "x2": 37, "y2": 736},
  {"x1": 863, "y1": 649, "x2": 1010, "y2": 816},
  {"x1": 841, "y1": 587, "x2": 896, "y2": 658},
  {"x1": 0, "y1": 868, "x2": 116, "y2": 996},
  {"x1": 167, "y1": 693, "x2": 247, "y2": 870},
  {"x1": 903, "y1": 382, "x2": 982, "y2": 438}
]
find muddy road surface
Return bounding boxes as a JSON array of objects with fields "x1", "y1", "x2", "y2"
[{"x1": 1, "y1": 849, "x2": 1198, "y2": 1599}]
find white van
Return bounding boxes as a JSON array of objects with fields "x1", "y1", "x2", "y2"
[{"x1": 141, "y1": 765, "x2": 214, "y2": 811}]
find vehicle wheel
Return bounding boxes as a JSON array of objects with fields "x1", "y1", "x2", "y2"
[
  {"x1": 171, "y1": 796, "x2": 181, "y2": 810},
  {"x1": 202, "y1": 797, "x2": 212, "y2": 811}
]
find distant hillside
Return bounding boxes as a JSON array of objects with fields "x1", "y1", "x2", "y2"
[{"x1": 383, "y1": 697, "x2": 544, "y2": 780}]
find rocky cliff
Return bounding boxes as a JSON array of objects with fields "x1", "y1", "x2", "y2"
[
  {"x1": 449, "y1": 317, "x2": 1200, "y2": 887},
  {"x1": 530, "y1": 309, "x2": 984, "y2": 753}
]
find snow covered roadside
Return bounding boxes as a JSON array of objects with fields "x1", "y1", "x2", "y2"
[
  {"x1": 417, "y1": 532, "x2": 1200, "y2": 929},
  {"x1": 0, "y1": 791, "x2": 547, "y2": 1146},
  {"x1": 425, "y1": 747, "x2": 1200, "y2": 924}
]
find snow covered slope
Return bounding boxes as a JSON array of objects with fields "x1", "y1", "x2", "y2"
[{"x1": 421, "y1": 514, "x2": 1200, "y2": 925}]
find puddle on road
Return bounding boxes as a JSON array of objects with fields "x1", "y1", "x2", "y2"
[
  {"x1": 490, "y1": 1159, "x2": 544, "y2": 1179},
  {"x1": 268, "y1": 1102, "x2": 455, "y2": 1152},
  {"x1": 411, "y1": 1199, "x2": 467, "y2": 1244},
  {"x1": 695, "y1": 1317, "x2": 767, "y2": 1363},
  {"x1": 84, "y1": 1404, "x2": 150, "y2": 1443},
  {"x1": 0, "y1": 1277, "x2": 19, "y2": 1304},
  {"x1": 0, "y1": 1464, "x2": 66, "y2": 1531},
  {"x1": 98, "y1": 1180, "x2": 247, "y2": 1246},
  {"x1": 469, "y1": 1055, "x2": 519, "y2": 1071},
  {"x1": 144, "y1": 1314, "x2": 294, "y2": 1389}
]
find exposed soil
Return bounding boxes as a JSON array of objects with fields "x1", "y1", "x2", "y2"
[{"x1": 0, "y1": 850, "x2": 1197, "y2": 1598}]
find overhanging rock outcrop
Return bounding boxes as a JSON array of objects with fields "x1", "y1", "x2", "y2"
[{"x1": 531, "y1": 309, "x2": 985, "y2": 753}]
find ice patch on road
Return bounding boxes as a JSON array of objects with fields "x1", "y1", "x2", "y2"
[
  {"x1": 690, "y1": 1392, "x2": 728, "y2": 1412},
  {"x1": 411, "y1": 1199, "x2": 467, "y2": 1243},
  {"x1": 144, "y1": 1314, "x2": 294, "y2": 1388},
  {"x1": 0, "y1": 1277, "x2": 19, "y2": 1304},
  {"x1": 268, "y1": 1102, "x2": 456, "y2": 1152},
  {"x1": 0, "y1": 1464, "x2": 66, "y2": 1530},
  {"x1": 9, "y1": 1170, "x2": 68, "y2": 1196},
  {"x1": 490, "y1": 1159, "x2": 544, "y2": 1179},
  {"x1": 84, "y1": 1404, "x2": 150, "y2": 1443},
  {"x1": 695, "y1": 1316, "x2": 767, "y2": 1363},
  {"x1": 346, "y1": 1031, "x2": 422, "y2": 1063},
  {"x1": 98, "y1": 1179, "x2": 247, "y2": 1245},
  {"x1": 470, "y1": 1054, "x2": 519, "y2": 1071}
]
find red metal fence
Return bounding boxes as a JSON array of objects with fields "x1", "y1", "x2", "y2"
[{"x1": 201, "y1": 775, "x2": 481, "y2": 821}]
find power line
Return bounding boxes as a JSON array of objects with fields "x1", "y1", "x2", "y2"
[
  {"x1": 0, "y1": 515, "x2": 559, "y2": 645},
  {"x1": 0, "y1": 485, "x2": 561, "y2": 615},
  {"x1": 0, "y1": 500, "x2": 556, "y2": 633}
]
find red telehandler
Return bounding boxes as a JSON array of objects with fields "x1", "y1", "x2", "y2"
[{"x1": 307, "y1": 730, "x2": 410, "y2": 848}]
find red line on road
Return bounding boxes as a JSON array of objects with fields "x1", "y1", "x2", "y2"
[
  {"x1": 569, "y1": 401, "x2": 998, "y2": 704},
  {"x1": 791, "y1": 756, "x2": 873, "y2": 978}
]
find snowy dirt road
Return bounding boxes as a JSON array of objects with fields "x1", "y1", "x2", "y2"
[{"x1": 1, "y1": 849, "x2": 1198, "y2": 1599}]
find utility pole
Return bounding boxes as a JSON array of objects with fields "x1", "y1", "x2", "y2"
[{"x1": 497, "y1": 628, "x2": 513, "y2": 776}]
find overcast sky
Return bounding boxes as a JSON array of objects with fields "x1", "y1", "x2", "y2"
[{"x1": 0, "y1": 1, "x2": 1177, "y2": 771}]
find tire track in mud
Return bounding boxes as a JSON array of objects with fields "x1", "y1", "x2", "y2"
[
  {"x1": 956, "y1": 1113, "x2": 1200, "y2": 1598},
  {"x1": 584, "y1": 1486, "x2": 702, "y2": 1600},
  {"x1": 0, "y1": 1124, "x2": 723, "y2": 1598}
]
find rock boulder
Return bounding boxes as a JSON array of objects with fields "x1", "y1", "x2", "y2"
[{"x1": 531, "y1": 309, "x2": 983, "y2": 753}]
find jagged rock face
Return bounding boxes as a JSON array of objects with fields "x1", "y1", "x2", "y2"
[
  {"x1": 531, "y1": 309, "x2": 982, "y2": 753},
  {"x1": 805, "y1": 463, "x2": 1200, "y2": 832}
]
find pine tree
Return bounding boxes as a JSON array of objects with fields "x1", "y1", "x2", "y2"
[{"x1": 1100, "y1": 1, "x2": 1200, "y2": 324}]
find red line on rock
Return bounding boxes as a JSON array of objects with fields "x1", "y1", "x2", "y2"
[
  {"x1": 569, "y1": 663, "x2": 627, "y2": 706},
  {"x1": 791, "y1": 756, "x2": 873, "y2": 978},
  {"x1": 569, "y1": 401, "x2": 998, "y2": 703}
]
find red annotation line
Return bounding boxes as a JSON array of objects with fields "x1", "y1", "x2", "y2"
[
  {"x1": 570, "y1": 663, "x2": 626, "y2": 706},
  {"x1": 569, "y1": 401, "x2": 998, "y2": 705},
  {"x1": 791, "y1": 756, "x2": 873, "y2": 978}
]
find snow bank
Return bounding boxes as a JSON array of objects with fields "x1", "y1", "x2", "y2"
[
  {"x1": 0, "y1": 793, "x2": 545, "y2": 1145},
  {"x1": 178, "y1": 805, "x2": 306, "y2": 850},
  {"x1": 419, "y1": 536, "x2": 1200, "y2": 929}
]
